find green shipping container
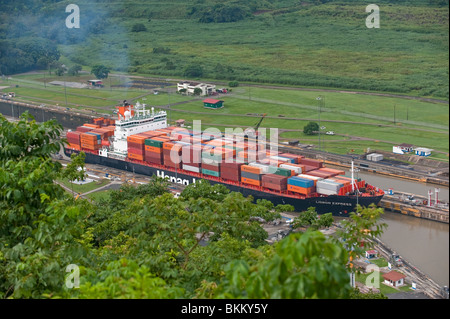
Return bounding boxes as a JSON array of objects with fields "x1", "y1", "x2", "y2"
[
  {"x1": 202, "y1": 168, "x2": 220, "y2": 177},
  {"x1": 145, "y1": 139, "x2": 164, "y2": 148},
  {"x1": 202, "y1": 152, "x2": 223, "y2": 162},
  {"x1": 273, "y1": 167, "x2": 292, "y2": 177}
]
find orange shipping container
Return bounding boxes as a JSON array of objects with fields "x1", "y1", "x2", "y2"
[
  {"x1": 241, "y1": 177, "x2": 261, "y2": 187},
  {"x1": 241, "y1": 165, "x2": 262, "y2": 174},
  {"x1": 67, "y1": 143, "x2": 80, "y2": 150},
  {"x1": 145, "y1": 145, "x2": 163, "y2": 153},
  {"x1": 83, "y1": 124, "x2": 101, "y2": 129},
  {"x1": 81, "y1": 143, "x2": 100, "y2": 150},
  {"x1": 287, "y1": 184, "x2": 314, "y2": 195},
  {"x1": 127, "y1": 135, "x2": 147, "y2": 144},
  {"x1": 128, "y1": 153, "x2": 144, "y2": 161}
]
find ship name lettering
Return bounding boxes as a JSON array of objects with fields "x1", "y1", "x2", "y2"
[{"x1": 156, "y1": 170, "x2": 195, "y2": 186}]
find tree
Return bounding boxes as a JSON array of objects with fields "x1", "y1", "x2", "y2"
[
  {"x1": 131, "y1": 23, "x2": 147, "y2": 32},
  {"x1": 0, "y1": 112, "x2": 91, "y2": 298},
  {"x1": 335, "y1": 204, "x2": 387, "y2": 271},
  {"x1": 184, "y1": 64, "x2": 204, "y2": 78},
  {"x1": 91, "y1": 64, "x2": 110, "y2": 79},
  {"x1": 214, "y1": 230, "x2": 351, "y2": 299},
  {"x1": 303, "y1": 121, "x2": 319, "y2": 135},
  {"x1": 193, "y1": 87, "x2": 203, "y2": 96},
  {"x1": 68, "y1": 64, "x2": 82, "y2": 76},
  {"x1": 229, "y1": 81, "x2": 239, "y2": 87},
  {"x1": 292, "y1": 207, "x2": 333, "y2": 231},
  {"x1": 68, "y1": 259, "x2": 184, "y2": 299}
]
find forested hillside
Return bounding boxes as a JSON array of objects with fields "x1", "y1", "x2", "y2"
[{"x1": 0, "y1": 0, "x2": 448, "y2": 97}]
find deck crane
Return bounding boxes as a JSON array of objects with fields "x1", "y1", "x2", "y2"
[{"x1": 244, "y1": 113, "x2": 267, "y2": 141}]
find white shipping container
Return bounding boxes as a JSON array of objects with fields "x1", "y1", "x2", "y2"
[
  {"x1": 280, "y1": 164, "x2": 302, "y2": 174},
  {"x1": 316, "y1": 188, "x2": 338, "y2": 195},
  {"x1": 316, "y1": 180, "x2": 341, "y2": 192},
  {"x1": 269, "y1": 156, "x2": 290, "y2": 163},
  {"x1": 298, "y1": 174, "x2": 323, "y2": 182},
  {"x1": 183, "y1": 165, "x2": 201, "y2": 173}
]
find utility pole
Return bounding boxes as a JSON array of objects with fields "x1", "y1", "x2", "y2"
[
  {"x1": 316, "y1": 96, "x2": 323, "y2": 151},
  {"x1": 394, "y1": 104, "x2": 396, "y2": 124}
]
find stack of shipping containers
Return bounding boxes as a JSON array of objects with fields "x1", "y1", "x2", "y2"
[
  {"x1": 69, "y1": 117, "x2": 372, "y2": 199},
  {"x1": 241, "y1": 165, "x2": 263, "y2": 186},
  {"x1": 163, "y1": 141, "x2": 182, "y2": 169},
  {"x1": 182, "y1": 144, "x2": 203, "y2": 173},
  {"x1": 287, "y1": 176, "x2": 315, "y2": 195},
  {"x1": 80, "y1": 132, "x2": 101, "y2": 151},
  {"x1": 127, "y1": 135, "x2": 146, "y2": 161},
  {"x1": 66, "y1": 131, "x2": 82, "y2": 150},
  {"x1": 144, "y1": 136, "x2": 169, "y2": 165},
  {"x1": 262, "y1": 174, "x2": 288, "y2": 191}
]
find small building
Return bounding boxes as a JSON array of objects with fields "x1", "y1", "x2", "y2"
[
  {"x1": 383, "y1": 270, "x2": 406, "y2": 288},
  {"x1": 203, "y1": 98, "x2": 224, "y2": 109},
  {"x1": 87, "y1": 80, "x2": 104, "y2": 87},
  {"x1": 365, "y1": 250, "x2": 378, "y2": 259},
  {"x1": 177, "y1": 81, "x2": 216, "y2": 96},
  {"x1": 414, "y1": 147, "x2": 433, "y2": 157},
  {"x1": 393, "y1": 143, "x2": 414, "y2": 154},
  {"x1": 175, "y1": 119, "x2": 185, "y2": 127},
  {"x1": 366, "y1": 153, "x2": 384, "y2": 162}
]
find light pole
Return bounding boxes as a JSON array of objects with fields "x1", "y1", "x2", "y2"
[{"x1": 316, "y1": 96, "x2": 324, "y2": 151}]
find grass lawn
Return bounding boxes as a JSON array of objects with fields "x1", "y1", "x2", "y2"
[
  {"x1": 86, "y1": 189, "x2": 112, "y2": 202},
  {"x1": 368, "y1": 258, "x2": 389, "y2": 268},
  {"x1": 59, "y1": 178, "x2": 110, "y2": 194},
  {"x1": 356, "y1": 271, "x2": 412, "y2": 295}
]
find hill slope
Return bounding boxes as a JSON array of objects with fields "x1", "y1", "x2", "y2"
[{"x1": 0, "y1": 0, "x2": 448, "y2": 98}]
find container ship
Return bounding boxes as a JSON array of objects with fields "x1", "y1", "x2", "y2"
[{"x1": 64, "y1": 102, "x2": 384, "y2": 215}]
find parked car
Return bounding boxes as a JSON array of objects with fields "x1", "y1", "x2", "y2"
[{"x1": 326, "y1": 131, "x2": 335, "y2": 135}]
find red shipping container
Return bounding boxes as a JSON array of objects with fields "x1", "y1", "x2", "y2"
[
  {"x1": 221, "y1": 162, "x2": 244, "y2": 170},
  {"x1": 303, "y1": 165, "x2": 318, "y2": 172},
  {"x1": 299, "y1": 158, "x2": 323, "y2": 168},
  {"x1": 128, "y1": 147, "x2": 144, "y2": 156},
  {"x1": 163, "y1": 156, "x2": 182, "y2": 169},
  {"x1": 318, "y1": 168, "x2": 345, "y2": 176},
  {"x1": 221, "y1": 174, "x2": 240, "y2": 183},
  {"x1": 279, "y1": 153, "x2": 301, "y2": 164},
  {"x1": 263, "y1": 182, "x2": 287, "y2": 192},
  {"x1": 128, "y1": 141, "x2": 146, "y2": 150},
  {"x1": 202, "y1": 163, "x2": 220, "y2": 172},
  {"x1": 307, "y1": 170, "x2": 333, "y2": 178},
  {"x1": 262, "y1": 174, "x2": 288, "y2": 185},
  {"x1": 76, "y1": 126, "x2": 93, "y2": 133}
]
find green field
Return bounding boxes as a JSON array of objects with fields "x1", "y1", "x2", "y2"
[
  {"x1": 86, "y1": 189, "x2": 112, "y2": 202},
  {"x1": 59, "y1": 178, "x2": 110, "y2": 194},
  {"x1": 1, "y1": 0, "x2": 447, "y2": 160},
  {"x1": 49, "y1": 0, "x2": 449, "y2": 99},
  {"x1": 165, "y1": 85, "x2": 449, "y2": 158}
]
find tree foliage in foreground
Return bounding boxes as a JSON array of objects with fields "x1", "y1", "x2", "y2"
[{"x1": 0, "y1": 114, "x2": 387, "y2": 299}]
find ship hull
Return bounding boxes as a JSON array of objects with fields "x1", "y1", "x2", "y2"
[{"x1": 65, "y1": 148, "x2": 383, "y2": 216}]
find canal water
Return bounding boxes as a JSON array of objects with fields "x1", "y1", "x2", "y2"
[{"x1": 340, "y1": 168, "x2": 449, "y2": 287}]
